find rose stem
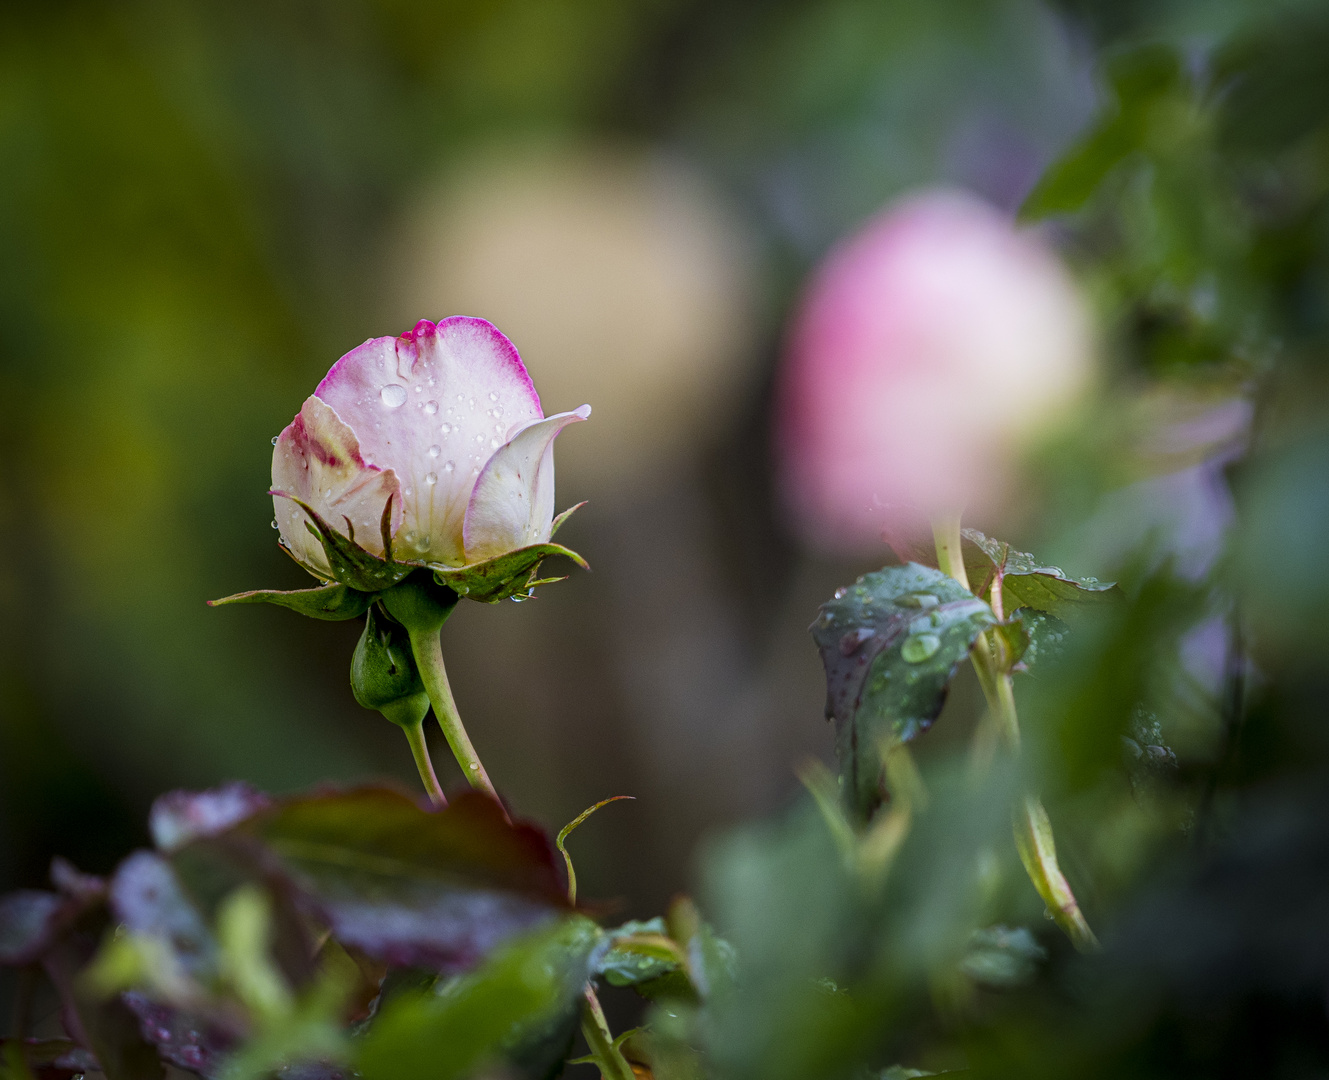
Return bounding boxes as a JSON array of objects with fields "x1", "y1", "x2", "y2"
[
  {"x1": 401, "y1": 717, "x2": 447, "y2": 807},
  {"x1": 408, "y1": 625, "x2": 503, "y2": 807},
  {"x1": 579, "y1": 985, "x2": 636, "y2": 1080}
]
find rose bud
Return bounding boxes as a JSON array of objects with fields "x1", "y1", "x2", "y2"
[
  {"x1": 775, "y1": 189, "x2": 1093, "y2": 556},
  {"x1": 267, "y1": 316, "x2": 590, "y2": 602}
]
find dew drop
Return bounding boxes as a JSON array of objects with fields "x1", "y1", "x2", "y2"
[
  {"x1": 475, "y1": 434, "x2": 485, "y2": 444},
  {"x1": 468, "y1": 396, "x2": 477, "y2": 408},
  {"x1": 488, "y1": 391, "x2": 498, "y2": 401},
  {"x1": 441, "y1": 422, "x2": 452, "y2": 434},
  {"x1": 428, "y1": 444, "x2": 441, "y2": 457},
  {"x1": 270, "y1": 435, "x2": 279, "y2": 445},
  {"x1": 443, "y1": 460, "x2": 455, "y2": 473},
  {"x1": 468, "y1": 762, "x2": 479, "y2": 771},
  {"x1": 490, "y1": 437, "x2": 500, "y2": 447},
  {"x1": 271, "y1": 520, "x2": 279, "y2": 529},
  {"x1": 897, "y1": 592, "x2": 939, "y2": 609},
  {"x1": 414, "y1": 384, "x2": 423, "y2": 393},
  {"x1": 380, "y1": 384, "x2": 407, "y2": 407},
  {"x1": 425, "y1": 400, "x2": 438, "y2": 415},
  {"x1": 901, "y1": 634, "x2": 942, "y2": 663},
  {"x1": 426, "y1": 472, "x2": 438, "y2": 485},
  {"x1": 834, "y1": 587, "x2": 848, "y2": 599}
]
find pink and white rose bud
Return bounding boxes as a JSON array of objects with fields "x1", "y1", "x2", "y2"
[
  {"x1": 272, "y1": 317, "x2": 589, "y2": 578},
  {"x1": 776, "y1": 189, "x2": 1093, "y2": 555}
]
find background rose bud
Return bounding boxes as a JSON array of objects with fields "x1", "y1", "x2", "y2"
[
  {"x1": 775, "y1": 189, "x2": 1094, "y2": 555},
  {"x1": 271, "y1": 317, "x2": 589, "y2": 576}
]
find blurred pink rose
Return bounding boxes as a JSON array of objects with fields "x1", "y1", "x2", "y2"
[
  {"x1": 776, "y1": 189, "x2": 1092, "y2": 555},
  {"x1": 272, "y1": 317, "x2": 589, "y2": 577}
]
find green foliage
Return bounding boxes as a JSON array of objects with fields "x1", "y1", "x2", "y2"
[
  {"x1": 355, "y1": 916, "x2": 602, "y2": 1080},
  {"x1": 961, "y1": 529, "x2": 1119, "y2": 619},
  {"x1": 431, "y1": 542, "x2": 589, "y2": 604}
]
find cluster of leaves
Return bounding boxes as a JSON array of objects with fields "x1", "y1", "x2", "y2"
[{"x1": 0, "y1": 785, "x2": 731, "y2": 1080}]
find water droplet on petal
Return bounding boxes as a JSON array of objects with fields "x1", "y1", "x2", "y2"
[
  {"x1": 271, "y1": 520, "x2": 279, "y2": 529},
  {"x1": 441, "y1": 422, "x2": 452, "y2": 434},
  {"x1": 425, "y1": 400, "x2": 438, "y2": 415},
  {"x1": 380, "y1": 384, "x2": 407, "y2": 407},
  {"x1": 270, "y1": 435, "x2": 279, "y2": 445},
  {"x1": 443, "y1": 460, "x2": 455, "y2": 473},
  {"x1": 901, "y1": 634, "x2": 942, "y2": 663},
  {"x1": 426, "y1": 472, "x2": 437, "y2": 485},
  {"x1": 475, "y1": 434, "x2": 484, "y2": 444},
  {"x1": 488, "y1": 391, "x2": 498, "y2": 401},
  {"x1": 428, "y1": 444, "x2": 441, "y2": 457}
]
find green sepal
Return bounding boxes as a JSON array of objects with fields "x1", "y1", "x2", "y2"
[
  {"x1": 549, "y1": 501, "x2": 586, "y2": 537},
  {"x1": 274, "y1": 491, "x2": 414, "y2": 593},
  {"x1": 812, "y1": 564, "x2": 997, "y2": 820},
  {"x1": 208, "y1": 583, "x2": 375, "y2": 621},
  {"x1": 351, "y1": 606, "x2": 430, "y2": 729},
  {"x1": 962, "y1": 529, "x2": 1120, "y2": 619},
  {"x1": 432, "y1": 543, "x2": 589, "y2": 604}
]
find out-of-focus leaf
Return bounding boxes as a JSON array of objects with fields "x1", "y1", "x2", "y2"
[
  {"x1": 120, "y1": 995, "x2": 233, "y2": 1079},
  {"x1": 958, "y1": 925, "x2": 1047, "y2": 988},
  {"x1": 109, "y1": 853, "x2": 217, "y2": 979},
  {"x1": 237, "y1": 788, "x2": 568, "y2": 973},
  {"x1": 432, "y1": 543, "x2": 588, "y2": 604},
  {"x1": 812, "y1": 565, "x2": 996, "y2": 819},
  {"x1": 1021, "y1": 43, "x2": 1183, "y2": 218},
  {"x1": 0, "y1": 1040, "x2": 97, "y2": 1080},
  {"x1": 355, "y1": 916, "x2": 603, "y2": 1080},
  {"x1": 962, "y1": 530, "x2": 1119, "y2": 619},
  {"x1": 597, "y1": 930, "x2": 685, "y2": 989},
  {"x1": 207, "y1": 585, "x2": 374, "y2": 622},
  {"x1": 0, "y1": 892, "x2": 66, "y2": 965},
  {"x1": 150, "y1": 785, "x2": 273, "y2": 854}
]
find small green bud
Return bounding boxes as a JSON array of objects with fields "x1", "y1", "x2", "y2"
[{"x1": 351, "y1": 605, "x2": 430, "y2": 728}]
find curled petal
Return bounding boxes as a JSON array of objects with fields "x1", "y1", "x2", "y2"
[
  {"x1": 272, "y1": 396, "x2": 403, "y2": 577},
  {"x1": 463, "y1": 407, "x2": 591, "y2": 563},
  {"x1": 314, "y1": 317, "x2": 543, "y2": 565}
]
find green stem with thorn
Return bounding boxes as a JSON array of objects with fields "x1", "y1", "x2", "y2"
[
  {"x1": 578, "y1": 985, "x2": 636, "y2": 1080},
  {"x1": 933, "y1": 514, "x2": 1098, "y2": 952}
]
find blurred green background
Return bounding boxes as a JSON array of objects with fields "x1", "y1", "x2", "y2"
[{"x1": 0, "y1": 0, "x2": 1096, "y2": 908}]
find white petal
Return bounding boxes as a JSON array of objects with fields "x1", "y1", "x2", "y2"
[
  {"x1": 463, "y1": 406, "x2": 591, "y2": 563},
  {"x1": 271, "y1": 396, "x2": 402, "y2": 578}
]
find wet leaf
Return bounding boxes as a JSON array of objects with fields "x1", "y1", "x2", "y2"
[
  {"x1": 432, "y1": 543, "x2": 588, "y2": 604},
  {"x1": 597, "y1": 929, "x2": 684, "y2": 989},
  {"x1": 812, "y1": 565, "x2": 996, "y2": 820},
  {"x1": 120, "y1": 995, "x2": 234, "y2": 1079},
  {"x1": 355, "y1": 916, "x2": 603, "y2": 1080},
  {"x1": 993, "y1": 609, "x2": 1071, "y2": 673},
  {"x1": 237, "y1": 788, "x2": 568, "y2": 973},
  {"x1": 0, "y1": 1040, "x2": 99, "y2": 1080},
  {"x1": 207, "y1": 585, "x2": 374, "y2": 622},
  {"x1": 962, "y1": 530, "x2": 1119, "y2": 619},
  {"x1": 150, "y1": 785, "x2": 273, "y2": 853}
]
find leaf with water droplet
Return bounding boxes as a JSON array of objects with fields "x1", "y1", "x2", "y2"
[
  {"x1": 811, "y1": 564, "x2": 997, "y2": 820},
  {"x1": 272, "y1": 493, "x2": 413, "y2": 593},
  {"x1": 961, "y1": 529, "x2": 1120, "y2": 619}
]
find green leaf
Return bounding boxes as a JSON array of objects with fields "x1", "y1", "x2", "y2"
[
  {"x1": 992, "y1": 609, "x2": 1070, "y2": 674},
  {"x1": 237, "y1": 788, "x2": 570, "y2": 973},
  {"x1": 1020, "y1": 44, "x2": 1183, "y2": 219},
  {"x1": 597, "y1": 929, "x2": 685, "y2": 989},
  {"x1": 355, "y1": 916, "x2": 603, "y2": 1080},
  {"x1": 207, "y1": 584, "x2": 373, "y2": 621},
  {"x1": 275, "y1": 493, "x2": 413, "y2": 593},
  {"x1": 962, "y1": 530, "x2": 1119, "y2": 619},
  {"x1": 811, "y1": 565, "x2": 996, "y2": 820},
  {"x1": 432, "y1": 543, "x2": 588, "y2": 604}
]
